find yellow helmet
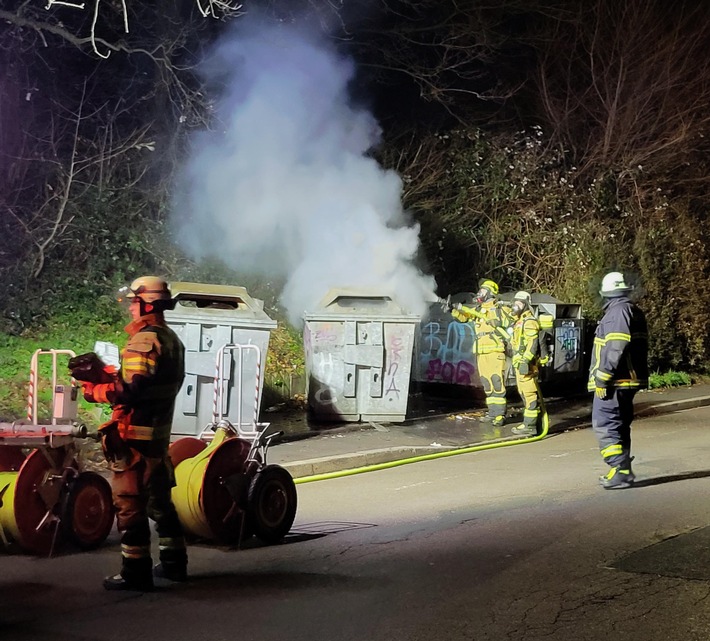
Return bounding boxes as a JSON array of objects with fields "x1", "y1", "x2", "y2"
[
  {"x1": 479, "y1": 279, "x2": 499, "y2": 296},
  {"x1": 476, "y1": 278, "x2": 499, "y2": 303},
  {"x1": 118, "y1": 276, "x2": 172, "y2": 308}
]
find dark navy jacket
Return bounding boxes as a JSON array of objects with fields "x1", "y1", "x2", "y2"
[{"x1": 587, "y1": 296, "x2": 648, "y2": 391}]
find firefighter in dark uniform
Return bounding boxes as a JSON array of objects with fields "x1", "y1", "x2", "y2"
[
  {"x1": 446, "y1": 279, "x2": 513, "y2": 427},
  {"x1": 588, "y1": 271, "x2": 648, "y2": 489},
  {"x1": 509, "y1": 291, "x2": 548, "y2": 437},
  {"x1": 75, "y1": 276, "x2": 187, "y2": 590}
]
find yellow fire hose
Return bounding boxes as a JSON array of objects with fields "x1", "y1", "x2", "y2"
[
  {"x1": 172, "y1": 428, "x2": 254, "y2": 542},
  {"x1": 294, "y1": 407, "x2": 550, "y2": 485},
  {"x1": 0, "y1": 448, "x2": 60, "y2": 554},
  {"x1": 0, "y1": 472, "x2": 20, "y2": 545},
  {"x1": 172, "y1": 429, "x2": 229, "y2": 539}
]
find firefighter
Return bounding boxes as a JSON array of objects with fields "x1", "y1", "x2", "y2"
[
  {"x1": 72, "y1": 276, "x2": 187, "y2": 591},
  {"x1": 588, "y1": 271, "x2": 648, "y2": 489},
  {"x1": 509, "y1": 291, "x2": 548, "y2": 437},
  {"x1": 444, "y1": 279, "x2": 512, "y2": 426}
]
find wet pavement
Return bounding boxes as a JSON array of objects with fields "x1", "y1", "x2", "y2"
[{"x1": 263, "y1": 383, "x2": 710, "y2": 479}]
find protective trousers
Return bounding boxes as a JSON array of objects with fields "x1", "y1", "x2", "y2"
[
  {"x1": 592, "y1": 388, "x2": 638, "y2": 469},
  {"x1": 111, "y1": 453, "x2": 187, "y2": 583},
  {"x1": 476, "y1": 352, "x2": 507, "y2": 419},
  {"x1": 515, "y1": 370, "x2": 542, "y2": 429}
]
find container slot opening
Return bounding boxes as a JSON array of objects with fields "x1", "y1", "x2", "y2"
[
  {"x1": 175, "y1": 295, "x2": 245, "y2": 310},
  {"x1": 333, "y1": 297, "x2": 392, "y2": 309}
]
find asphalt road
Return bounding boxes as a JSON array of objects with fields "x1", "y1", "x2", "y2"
[{"x1": 3, "y1": 407, "x2": 710, "y2": 641}]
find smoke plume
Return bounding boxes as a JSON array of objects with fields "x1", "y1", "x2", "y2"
[{"x1": 173, "y1": 16, "x2": 437, "y2": 325}]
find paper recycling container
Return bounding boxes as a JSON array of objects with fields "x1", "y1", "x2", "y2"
[
  {"x1": 303, "y1": 288, "x2": 420, "y2": 423},
  {"x1": 165, "y1": 282, "x2": 277, "y2": 436}
]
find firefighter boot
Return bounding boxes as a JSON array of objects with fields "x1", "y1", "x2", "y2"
[
  {"x1": 153, "y1": 562, "x2": 187, "y2": 582},
  {"x1": 154, "y1": 546, "x2": 188, "y2": 582},
  {"x1": 104, "y1": 557, "x2": 154, "y2": 591},
  {"x1": 599, "y1": 465, "x2": 635, "y2": 490},
  {"x1": 511, "y1": 424, "x2": 536, "y2": 437}
]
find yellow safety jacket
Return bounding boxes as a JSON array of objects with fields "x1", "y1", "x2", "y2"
[
  {"x1": 452, "y1": 300, "x2": 512, "y2": 355},
  {"x1": 512, "y1": 311, "x2": 541, "y2": 365}
]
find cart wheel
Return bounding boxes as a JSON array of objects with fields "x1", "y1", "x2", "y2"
[
  {"x1": 247, "y1": 465, "x2": 297, "y2": 545},
  {"x1": 61, "y1": 472, "x2": 115, "y2": 550}
]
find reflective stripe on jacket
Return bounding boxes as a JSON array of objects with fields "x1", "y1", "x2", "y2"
[
  {"x1": 116, "y1": 314, "x2": 185, "y2": 446},
  {"x1": 587, "y1": 296, "x2": 648, "y2": 391},
  {"x1": 513, "y1": 311, "x2": 540, "y2": 363}
]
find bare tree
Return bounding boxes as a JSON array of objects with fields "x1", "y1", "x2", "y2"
[
  {"x1": 1, "y1": 0, "x2": 242, "y2": 59},
  {"x1": 534, "y1": 1, "x2": 710, "y2": 186}
]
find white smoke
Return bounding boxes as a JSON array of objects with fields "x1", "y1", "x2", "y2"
[{"x1": 173, "y1": 17, "x2": 437, "y2": 325}]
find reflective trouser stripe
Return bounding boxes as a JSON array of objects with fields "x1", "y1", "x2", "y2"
[
  {"x1": 121, "y1": 544, "x2": 151, "y2": 560},
  {"x1": 592, "y1": 389, "x2": 637, "y2": 469},
  {"x1": 601, "y1": 444, "x2": 623, "y2": 459},
  {"x1": 515, "y1": 371, "x2": 541, "y2": 428},
  {"x1": 159, "y1": 536, "x2": 186, "y2": 552},
  {"x1": 477, "y1": 352, "x2": 506, "y2": 418}
]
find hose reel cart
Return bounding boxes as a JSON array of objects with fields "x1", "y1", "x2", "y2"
[
  {"x1": 170, "y1": 343, "x2": 297, "y2": 547},
  {"x1": 0, "y1": 349, "x2": 114, "y2": 555}
]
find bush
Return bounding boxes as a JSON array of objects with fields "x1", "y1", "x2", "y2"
[{"x1": 649, "y1": 370, "x2": 692, "y2": 389}]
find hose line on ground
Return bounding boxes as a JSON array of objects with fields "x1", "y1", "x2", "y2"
[{"x1": 294, "y1": 410, "x2": 550, "y2": 484}]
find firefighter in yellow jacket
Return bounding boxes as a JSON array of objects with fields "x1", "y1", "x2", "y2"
[
  {"x1": 509, "y1": 291, "x2": 548, "y2": 437},
  {"x1": 446, "y1": 279, "x2": 512, "y2": 426},
  {"x1": 72, "y1": 276, "x2": 187, "y2": 591}
]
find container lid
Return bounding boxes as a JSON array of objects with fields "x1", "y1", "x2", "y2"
[
  {"x1": 165, "y1": 282, "x2": 277, "y2": 327},
  {"x1": 304, "y1": 287, "x2": 421, "y2": 321}
]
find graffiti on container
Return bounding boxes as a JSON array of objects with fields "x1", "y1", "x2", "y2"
[
  {"x1": 314, "y1": 328, "x2": 338, "y2": 344},
  {"x1": 384, "y1": 334, "x2": 404, "y2": 398},
  {"x1": 556, "y1": 325, "x2": 580, "y2": 364},
  {"x1": 304, "y1": 324, "x2": 346, "y2": 407},
  {"x1": 310, "y1": 351, "x2": 343, "y2": 406},
  {"x1": 419, "y1": 320, "x2": 477, "y2": 384},
  {"x1": 425, "y1": 359, "x2": 476, "y2": 385}
]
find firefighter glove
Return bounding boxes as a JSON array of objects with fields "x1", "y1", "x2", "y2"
[
  {"x1": 512, "y1": 354, "x2": 522, "y2": 368},
  {"x1": 439, "y1": 297, "x2": 453, "y2": 313},
  {"x1": 81, "y1": 382, "x2": 96, "y2": 403},
  {"x1": 539, "y1": 355, "x2": 550, "y2": 366},
  {"x1": 595, "y1": 386, "x2": 612, "y2": 400}
]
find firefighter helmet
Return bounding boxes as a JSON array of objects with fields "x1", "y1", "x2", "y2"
[
  {"x1": 476, "y1": 278, "x2": 499, "y2": 303},
  {"x1": 599, "y1": 271, "x2": 632, "y2": 297},
  {"x1": 479, "y1": 279, "x2": 499, "y2": 296},
  {"x1": 514, "y1": 291, "x2": 531, "y2": 306},
  {"x1": 512, "y1": 291, "x2": 531, "y2": 316},
  {"x1": 118, "y1": 276, "x2": 172, "y2": 310}
]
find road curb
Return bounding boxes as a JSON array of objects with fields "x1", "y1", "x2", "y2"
[
  {"x1": 282, "y1": 394, "x2": 710, "y2": 479},
  {"x1": 282, "y1": 445, "x2": 454, "y2": 478},
  {"x1": 635, "y1": 395, "x2": 710, "y2": 418}
]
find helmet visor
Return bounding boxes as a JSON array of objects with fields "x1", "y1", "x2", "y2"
[{"x1": 116, "y1": 285, "x2": 138, "y2": 311}]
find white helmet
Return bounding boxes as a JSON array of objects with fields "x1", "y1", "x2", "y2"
[
  {"x1": 599, "y1": 271, "x2": 632, "y2": 297},
  {"x1": 512, "y1": 291, "x2": 531, "y2": 316},
  {"x1": 514, "y1": 291, "x2": 532, "y2": 306}
]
